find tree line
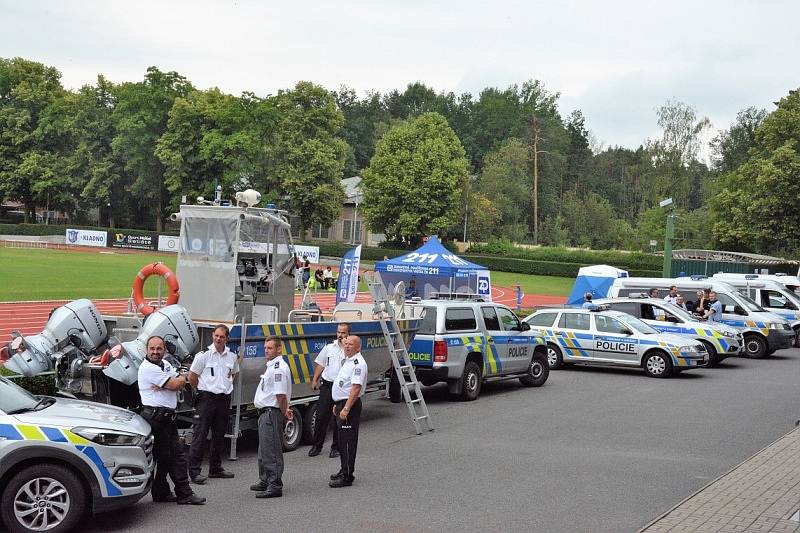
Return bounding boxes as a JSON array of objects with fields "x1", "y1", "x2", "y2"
[{"x1": 1, "y1": 56, "x2": 798, "y2": 255}]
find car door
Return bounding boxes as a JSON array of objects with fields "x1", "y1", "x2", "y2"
[
  {"x1": 593, "y1": 314, "x2": 639, "y2": 363},
  {"x1": 495, "y1": 306, "x2": 530, "y2": 373},
  {"x1": 479, "y1": 306, "x2": 505, "y2": 376},
  {"x1": 555, "y1": 312, "x2": 594, "y2": 360}
]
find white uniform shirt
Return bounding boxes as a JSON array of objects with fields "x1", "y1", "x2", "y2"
[
  {"x1": 253, "y1": 357, "x2": 292, "y2": 409},
  {"x1": 314, "y1": 341, "x2": 345, "y2": 382},
  {"x1": 190, "y1": 344, "x2": 239, "y2": 394},
  {"x1": 138, "y1": 358, "x2": 179, "y2": 409},
  {"x1": 663, "y1": 294, "x2": 678, "y2": 305},
  {"x1": 332, "y1": 353, "x2": 368, "y2": 401}
]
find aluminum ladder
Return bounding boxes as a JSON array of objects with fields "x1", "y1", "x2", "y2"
[{"x1": 366, "y1": 273, "x2": 433, "y2": 435}]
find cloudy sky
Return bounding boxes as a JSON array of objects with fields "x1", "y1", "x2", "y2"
[{"x1": 2, "y1": 0, "x2": 798, "y2": 152}]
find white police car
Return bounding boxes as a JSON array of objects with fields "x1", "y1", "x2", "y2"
[{"x1": 522, "y1": 306, "x2": 708, "y2": 378}]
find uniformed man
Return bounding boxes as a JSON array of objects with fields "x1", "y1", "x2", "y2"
[
  {"x1": 187, "y1": 324, "x2": 239, "y2": 484},
  {"x1": 138, "y1": 336, "x2": 206, "y2": 505},
  {"x1": 308, "y1": 323, "x2": 350, "y2": 458},
  {"x1": 250, "y1": 335, "x2": 293, "y2": 498},
  {"x1": 329, "y1": 335, "x2": 367, "y2": 488}
]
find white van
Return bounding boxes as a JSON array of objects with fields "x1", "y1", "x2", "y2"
[
  {"x1": 606, "y1": 277, "x2": 795, "y2": 358},
  {"x1": 709, "y1": 275, "x2": 800, "y2": 346},
  {"x1": 711, "y1": 273, "x2": 800, "y2": 294}
]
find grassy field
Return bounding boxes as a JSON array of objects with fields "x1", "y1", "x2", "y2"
[
  {"x1": 0, "y1": 247, "x2": 573, "y2": 301},
  {"x1": 0, "y1": 247, "x2": 178, "y2": 301}
]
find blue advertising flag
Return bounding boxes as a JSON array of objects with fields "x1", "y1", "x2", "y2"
[{"x1": 336, "y1": 245, "x2": 362, "y2": 304}]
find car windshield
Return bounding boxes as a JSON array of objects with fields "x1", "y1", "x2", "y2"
[
  {"x1": 0, "y1": 376, "x2": 39, "y2": 414},
  {"x1": 662, "y1": 303, "x2": 697, "y2": 322},
  {"x1": 618, "y1": 315, "x2": 659, "y2": 334},
  {"x1": 733, "y1": 292, "x2": 765, "y2": 312}
]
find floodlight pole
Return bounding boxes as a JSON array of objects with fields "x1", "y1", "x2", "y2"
[{"x1": 662, "y1": 211, "x2": 675, "y2": 277}]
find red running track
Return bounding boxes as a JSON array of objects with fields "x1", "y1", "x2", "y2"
[{"x1": 0, "y1": 287, "x2": 565, "y2": 340}]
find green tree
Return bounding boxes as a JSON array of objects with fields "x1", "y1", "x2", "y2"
[
  {"x1": 362, "y1": 112, "x2": 469, "y2": 243},
  {"x1": 478, "y1": 137, "x2": 532, "y2": 241},
  {"x1": 0, "y1": 57, "x2": 65, "y2": 221},
  {"x1": 710, "y1": 106, "x2": 767, "y2": 173},
  {"x1": 112, "y1": 67, "x2": 193, "y2": 230},
  {"x1": 334, "y1": 87, "x2": 390, "y2": 175},
  {"x1": 560, "y1": 190, "x2": 634, "y2": 249},
  {"x1": 711, "y1": 90, "x2": 800, "y2": 254},
  {"x1": 269, "y1": 81, "x2": 347, "y2": 233}
]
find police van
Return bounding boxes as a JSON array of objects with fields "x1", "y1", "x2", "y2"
[
  {"x1": 606, "y1": 277, "x2": 794, "y2": 358},
  {"x1": 710, "y1": 274, "x2": 800, "y2": 346},
  {"x1": 593, "y1": 297, "x2": 743, "y2": 366},
  {"x1": 405, "y1": 298, "x2": 548, "y2": 401},
  {"x1": 0, "y1": 375, "x2": 153, "y2": 533},
  {"x1": 522, "y1": 306, "x2": 707, "y2": 378},
  {"x1": 711, "y1": 273, "x2": 800, "y2": 294}
]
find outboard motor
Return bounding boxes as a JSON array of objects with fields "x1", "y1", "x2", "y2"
[
  {"x1": 103, "y1": 305, "x2": 199, "y2": 385},
  {"x1": 4, "y1": 299, "x2": 107, "y2": 378}
]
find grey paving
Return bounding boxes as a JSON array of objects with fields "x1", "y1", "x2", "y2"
[
  {"x1": 641, "y1": 425, "x2": 800, "y2": 532},
  {"x1": 57, "y1": 348, "x2": 800, "y2": 532}
]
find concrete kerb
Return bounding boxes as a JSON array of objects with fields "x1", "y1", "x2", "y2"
[{"x1": 637, "y1": 425, "x2": 800, "y2": 532}]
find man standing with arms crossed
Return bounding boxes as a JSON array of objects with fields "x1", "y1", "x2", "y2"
[
  {"x1": 187, "y1": 324, "x2": 239, "y2": 484},
  {"x1": 308, "y1": 323, "x2": 350, "y2": 458},
  {"x1": 138, "y1": 336, "x2": 206, "y2": 505},
  {"x1": 251, "y1": 336, "x2": 293, "y2": 498},
  {"x1": 329, "y1": 335, "x2": 367, "y2": 488}
]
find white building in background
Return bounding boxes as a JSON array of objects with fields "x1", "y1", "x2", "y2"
[{"x1": 290, "y1": 176, "x2": 385, "y2": 247}]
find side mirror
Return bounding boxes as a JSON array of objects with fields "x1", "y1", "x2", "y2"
[
  {"x1": 621, "y1": 328, "x2": 633, "y2": 336},
  {"x1": 733, "y1": 305, "x2": 747, "y2": 316},
  {"x1": 520, "y1": 322, "x2": 531, "y2": 331}
]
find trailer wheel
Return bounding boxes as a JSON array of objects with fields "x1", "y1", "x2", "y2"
[
  {"x1": 301, "y1": 402, "x2": 318, "y2": 444},
  {"x1": 282, "y1": 406, "x2": 302, "y2": 452},
  {"x1": 1, "y1": 464, "x2": 86, "y2": 533}
]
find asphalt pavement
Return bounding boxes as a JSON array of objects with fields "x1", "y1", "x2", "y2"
[{"x1": 75, "y1": 347, "x2": 799, "y2": 533}]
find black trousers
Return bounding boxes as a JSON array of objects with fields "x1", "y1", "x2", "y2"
[
  {"x1": 188, "y1": 392, "x2": 230, "y2": 477},
  {"x1": 312, "y1": 380, "x2": 339, "y2": 450},
  {"x1": 145, "y1": 412, "x2": 193, "y2": 500},
  {"x1": 334, "y1": 398, "x2": 362, "y2": 479}
]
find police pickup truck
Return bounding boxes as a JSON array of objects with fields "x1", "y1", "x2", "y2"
[
  {"x1": 523, "y1": 306, "x2": 708, "y2": 378},
  {"x1": 0, "y1": 375, "x2": 153, "y2": 533},
  {"x1": 405, "y1": 298, "x2": 548, "y2": 401}
]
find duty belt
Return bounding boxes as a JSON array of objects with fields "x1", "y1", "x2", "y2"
[
  {"x1": 257, "y1": 406, "x2": 279, "y2": 416},
  {"x1": 140, "y1": 406, "x2": 177, "y2": 420},
  {"x1": 199, "y1": 391, "x2": 231, "y2": 400}
]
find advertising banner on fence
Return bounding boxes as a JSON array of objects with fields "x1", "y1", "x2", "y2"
[
  {"x1": 109, "y1": 231, "x2": 156, "y2": 251},
  {"x1": 291, "y1": 244, "x2": 320, "y2": 263},
  {"x1": 157, "y1": 235, "x2": 179, "y2": 253},
  {"x1": 336, "y1": 245, "x2": 362, "y2": 304},
  {"x1": 65, "y1": 228, "x2": 107, "y2": 248}
]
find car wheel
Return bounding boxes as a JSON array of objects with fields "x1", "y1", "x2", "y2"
[
  {"x1": 643, "y1": 350, "x2": 673, "y2": 378},
  {"x1": 699, "y1": 340, "x2": 719, "y2": 367},
  {"x1": 743, "y1": 334, "x2": 768, "y2": 359},
  {"x1": 546, "y1": 343, "x2": 564, "y2": 369},
  {"x1": 458, "y1": 361, "x2": 482, "y2": 401},
  {"x1": 301, "y1": 401, "x2": 318, "y2": 444},
  {"x1": 520, "y1": 350, "x2": 550, "y2": 387},
  {"x1": 282, "y1": 406, "x2": 303, "y2": 452},
  {"x1": 1, "y1": 464, "x2": 86, "y2": 533},
  {"x1": 794, "y1": 327, "x2": 800, "y2": 348}
]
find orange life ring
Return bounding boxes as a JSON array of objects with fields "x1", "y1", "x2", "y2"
[{"x1": 132, "y1": 263, "x2": 180, "y2": 316}]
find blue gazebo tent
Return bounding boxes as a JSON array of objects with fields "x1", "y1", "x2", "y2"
[
  {"x1": 374, "y1": 236, "x2": 492, "y2": 300},
  {"x1": 567, "y1": 264, "x2": 629, "y2": 306}
]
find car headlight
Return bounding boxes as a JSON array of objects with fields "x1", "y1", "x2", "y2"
[
  {"x1": 683, "y1": 345, "x2": 700, "y2": 353},
  {"x1": 721, "y1": 330, "x2": 734, "y2": 338},
  {"x1": 72, "y1": 427, "x2": 145, "y2": 447},
  {"x1": 767, "y1": 322, "x2": 787, "y2": 330}
]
